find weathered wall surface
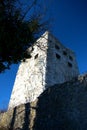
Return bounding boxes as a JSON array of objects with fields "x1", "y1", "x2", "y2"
[
  {"x1": 1, "y1": 74, "x2": 87, "y2": 130},
  {"x1": 8, "y1": 32, "x2": 48, "y2": 109},
  {"x1": 46, "y1": 33, "x2": 79, "y2": 86},
  {"x1": 8, "y1": 31, "x2": 79, "y2": 109}
]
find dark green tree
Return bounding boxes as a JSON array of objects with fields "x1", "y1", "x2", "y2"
[{"x1": 0, "y1": 0, "x2": 49, "y2": 73}]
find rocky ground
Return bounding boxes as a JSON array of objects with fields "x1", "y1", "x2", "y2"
[{"x1": 0, "y1": 74, "x2": 87, "y2": 130}]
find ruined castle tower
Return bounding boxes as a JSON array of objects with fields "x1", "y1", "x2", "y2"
[{"x1": 8, "y1": 31, "x2": 79, "y2": 109}]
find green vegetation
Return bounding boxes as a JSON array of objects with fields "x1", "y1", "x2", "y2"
[{"x1": 0, "y1": 0, "x2": 49, "y2": 73}]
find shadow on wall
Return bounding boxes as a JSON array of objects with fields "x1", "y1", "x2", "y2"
[
  {"x1": 33, "y1": 78, "x2": 87, "y2": 130},
  {"x1": 22, "y1": 103, "x2": 30, "y2": 130},
  {"x1": 9, "y1": 107, "x2": 17, "y2": 130},
  {"x1": 8, "y1": 76, "x2": 87, "y2": 130},
  {"x1": 33, "y1": 87, "x2": 80, "y2": 130},
  {"x1": 9, "y1": 103, "x2": 30, "y2": 130}
]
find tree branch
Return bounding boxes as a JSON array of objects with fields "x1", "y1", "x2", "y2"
[{"x1": 21, "y1": 0, "x2": 37, "y2": 21}]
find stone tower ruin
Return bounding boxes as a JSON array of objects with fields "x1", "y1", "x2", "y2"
[{"x1": 8, "y1": 31, "x2": 79, "y2": 109}]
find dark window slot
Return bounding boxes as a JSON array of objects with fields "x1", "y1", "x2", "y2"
[
  {"x1": 68, "y1": 62, "x2": 72, "y2": 67},
  {"x1": 63, "y1": 51, "x2": 67, "y2": 56},
  {"x1": 35, "y1": 54, "x2": 38, "y2": 59},
  {"x1": 56, "y1": 53, "x2": 61, "y2": 59},
  {"x1": 69, "y1": 56, "x2": 73, "y2": 61}
]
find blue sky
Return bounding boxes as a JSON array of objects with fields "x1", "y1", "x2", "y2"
[{"x1": 0, "y1": 0, "x2": 87, "y2": 109}]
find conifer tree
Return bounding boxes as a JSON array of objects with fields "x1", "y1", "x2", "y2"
[{"x1": 0, "y1": 0, "x2": 48, "y2": 72}]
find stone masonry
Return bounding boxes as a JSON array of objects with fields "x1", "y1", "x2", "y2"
[
  {"x1": 8, "y1": 31, "x2": 79, "y2": 109},
  {"x1": 1, "y1": 74, "x2": 87, "y2": 130}
]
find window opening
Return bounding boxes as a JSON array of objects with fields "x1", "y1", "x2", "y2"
[
  {"x1": 35, "y1": 54, "x2": 38, "y2": 59},
  {"x1": 69, "y1": 56, "x2": 73, "y2": 61},
  {"x1": 68, "y1": 62, "x2": 72, "y2": 67},
  {"x1": 63, "y1": 51, "x2": 67, "y2": 56},
  {"x1": 56, "y1": 53, "x2": 61, "y2": 59}
]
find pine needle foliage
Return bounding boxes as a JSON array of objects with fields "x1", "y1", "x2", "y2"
[{"x1": 0, "y1": 0, "x2": 48, "y2": 72}]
